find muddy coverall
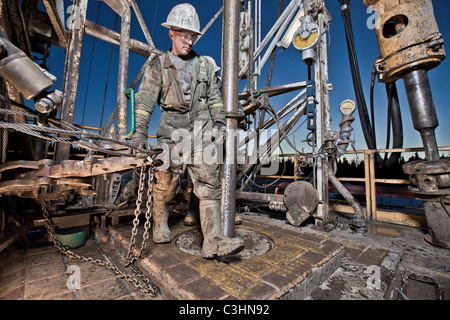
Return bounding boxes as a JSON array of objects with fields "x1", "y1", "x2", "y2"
[
  {"x1": 131, "y1": 50, "x2": 243, "y2": 258},
  {"x1": 132, "y1": 50, "x2": 225, "y2": 202}
]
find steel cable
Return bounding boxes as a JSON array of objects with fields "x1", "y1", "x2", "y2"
[{"x1": 0, "y1": 94, "x2": 162, "y2": 158}]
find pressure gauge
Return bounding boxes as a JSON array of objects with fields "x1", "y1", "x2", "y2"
[{"x1": 339, "y1": 99, "x2": 356, "y2": 116}]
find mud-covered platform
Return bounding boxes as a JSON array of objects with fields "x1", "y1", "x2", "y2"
[
  {"x1": 1, "y1": 212, "x2": 449, "y2": 300},
  {"x1": 108, "y1": 214, "x2": 345, "y2": 300}
]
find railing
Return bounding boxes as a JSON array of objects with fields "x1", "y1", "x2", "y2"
[
  {"x1": 258, "y1": 146, "x2": 450, "y2": 228},
  {"x1": 39, "y1": 124, "x2": 449, "y2": 229}
]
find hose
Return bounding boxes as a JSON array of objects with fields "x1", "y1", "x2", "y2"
[
  {"x1": 370, "y1": 68, "x2": 377, "y2": 147},
  {"x1": 383, "y1": 82, "x2": 403, "y2": 167},
  {"x1": 370, "y1": 72, "x2": 404, "y2": 167},
  {"x1": 123, "y1": 88, "x2": 135, "y2": 139},
  {"x1": 338, "y1": 0, "x2": 382, "y2": 164}
]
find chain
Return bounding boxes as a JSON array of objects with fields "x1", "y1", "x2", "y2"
[
  {"x1": 140, "y1": 163, "x2": 155, "y2": 258},
  {"x1": 40, "y1": 159, "x2": 159, "y2": 297},
  {"x1": 125, "y1": 160, "x2": 155, "y2": 264},
  {"x1": 124, "y1": 158, "x2": 158, "y2": 294},
  {"x1": 125, "y1": 161, "x2": 147, "y2": 265}
]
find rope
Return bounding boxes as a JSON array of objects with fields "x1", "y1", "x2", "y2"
[
  {"x1": 100, "y1": 14, "x2": 119, "y2": 128},
  {"x1": 81, "y1": 1, "x2": 102, "y2": 125}
]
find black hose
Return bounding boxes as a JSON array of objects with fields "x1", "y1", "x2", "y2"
[
  {"x1": 338, "y1": 0, "x2": 382, "y2": 163},
  {"x1": 383, "y1": 82, "x2": 403, "y2": 167},
  {"x1": 369, "y1": 65, "x2": 404, "y2": 168},
  {"x1": 389, "y1": 83, "x2": 403, "y2": 151},
  {"x1": 370, "y1": 68, "x2": 377, "y2": 147}
]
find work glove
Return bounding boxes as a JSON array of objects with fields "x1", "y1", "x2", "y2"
[
  {"x1": 131, "y1": 132, "x2": 151, "y2": 155},
  {"x1": 213, "y1": 122, "x2": 226, "y2": 145}
]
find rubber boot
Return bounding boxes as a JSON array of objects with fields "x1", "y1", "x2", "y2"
[
  {"x1": 184, "y1": 208, "x2": 199, "y2": 226},
  {"x1": 184, "y1": 192, "x2": 199, "y2": 226},
  {"x1": 186, "y1": 210, "x2": 242, "y2": 226},
  {"x1": 199, "y1": 199, "x2": 245, "y2": 258},
  {"x1": 185, "y1": 210, "x2": 243, "y2": 226},
  {"x1": 152, "y1": 199, "x2": 172, "y2": 243}
]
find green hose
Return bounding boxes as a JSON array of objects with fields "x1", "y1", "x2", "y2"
[{"x1": 123, "y1": 88, "x2": 135, "y2": 139}]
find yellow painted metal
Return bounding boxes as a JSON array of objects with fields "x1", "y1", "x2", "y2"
[
  {"x1": 369, "y1": 152, "x2": 377, "y2": 221},
  {"x1": 364, "y1": 152, "x2": 372, "y2": 220},
  {"x1": 293, "y1": 31, "x2": 318, "y2": 49},
  {"x1": 375, "y1": 209, "x2": 426, "y2": 228},
  {"x1": 364, "y1": 0, "x2": 445, "y2": 83}
]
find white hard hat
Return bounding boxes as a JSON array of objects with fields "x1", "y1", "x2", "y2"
[
  {"x1": 161, "y1": 3, "x2": 202, "y2": 35},
  {"x1": 204, "y1": 56, "x2": 221, "y2": 72}
]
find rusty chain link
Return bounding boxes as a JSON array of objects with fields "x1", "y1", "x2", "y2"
[
  {"x1": 125, "y1": 159, "x2": 155, "y2": 265},
  {"x1": 40, "y1": 158, "x2": 159, "y2": 297},
  {"x1": 125, "y1": 161, "x2": 147, "y2": 265}
]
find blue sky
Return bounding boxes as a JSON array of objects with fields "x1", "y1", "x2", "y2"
[{"x1": 45, "y1": 0, "x2": 450, "y2": 157}]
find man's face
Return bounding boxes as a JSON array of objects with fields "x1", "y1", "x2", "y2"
[{"x1": 169, "y1": 28, "x2": 198, "y2": 56}]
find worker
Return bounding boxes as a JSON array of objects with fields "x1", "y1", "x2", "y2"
[
  {"x1": 183, "y1": 55, "x2": 242, "y2": 227},
  {"x1": 131, "y1": 3, "x2": 244, "y2": 259}
]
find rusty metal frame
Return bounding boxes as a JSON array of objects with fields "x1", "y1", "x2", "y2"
[
  {"x1": 41, "y1": 0, "x2": 67, "y2": 48},
  {"x1": 0, "y1": 0, "x2": 337, "y2": 235},
  {"x1": 55, "y1": 0, "x2": 88, "y2": 163},
  {"x1": 234, "y1": 0, "x2": 334, "y2": 229},
  {"x1": 0, "y1": 156, "x2": 145, "y2": 200}
]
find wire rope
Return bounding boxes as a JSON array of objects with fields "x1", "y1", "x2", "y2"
[{"x1": 81, "y1": 1, "x2": 102, "y2": 125}]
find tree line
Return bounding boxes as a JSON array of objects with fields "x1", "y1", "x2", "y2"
[{"x1": 271, "y1": 152, "x2": 449, "y2": 180}]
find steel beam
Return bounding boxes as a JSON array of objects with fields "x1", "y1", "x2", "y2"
[
  {"x1": 41, "y1": 0, "x2": 67, "y2": 48},
  {"x1": 84, "y1": 20, "x2": 162, "y2": 57},
  {"x1": 116, "y1": 2, "x2": 130, "y2": 137},
  {"x1": 56, "y1": 0, "x2": 88, "y2": 163},
  {"x1": 315, "y1": 7, "x2": 332, "y2": 226}
]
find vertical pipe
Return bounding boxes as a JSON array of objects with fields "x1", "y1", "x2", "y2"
[
  {"x1": 294, "y1": 155, "x2": 298, "y2": 181},
  {"x1": 364, "y1": 151, "x2": 371, "y2": 219},
  {"x1": 55, "y1": 0, "x2": 65, "y2": 26},
  {"x1": 248, "y1": 0, "x2": 254, "y2": 97},
  {"x1": 116, "y1": 4, "x2": 130, "y2": 137},
  {"x1": 254, "y1": 0, "x2": 257, "y2": 75},
  {"x1": 222, "y1": 0, "x2": 240, "y2": 238},
  {"x1": 257, "y1": 0, "x2": 261, "y2": 76},
  {"x1": 56, "y1": 0, "x2": 88, "y2": 163},
  {"x1": 266, "y1": 0, "x2": 283, "y2": 88},
  {"x1": 403, "y1": 69, "x2": 440, "y2": 162},
  {"x1": 369, "y1": 152, "x2": 376, "y2": 220},
  {"x1": 314, "y1": 7, "x2": 331, "y2": 224}
]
